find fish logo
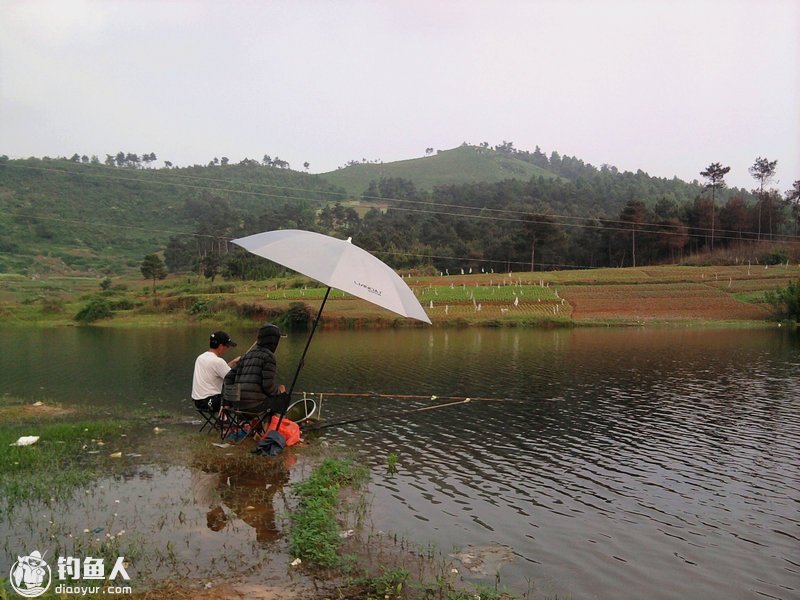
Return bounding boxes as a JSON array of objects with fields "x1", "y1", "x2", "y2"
[{"x1": 9, "y1": 550, "x2": 51, "y2": 597}]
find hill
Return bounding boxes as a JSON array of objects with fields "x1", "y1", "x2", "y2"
[
  {"x1": 320, "y1": 144, "x2": 560, "y2": 197},
  {"x1": 0, "y1": 147, "x2": 773, "y2": 279},
  {"x1": 0, "y1": 157, "x2": 346, "y2": 275}
]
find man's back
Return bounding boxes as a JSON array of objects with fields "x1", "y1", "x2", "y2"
[{"x1": 192, "y1": 350, "x2": 230, "y2": 400}]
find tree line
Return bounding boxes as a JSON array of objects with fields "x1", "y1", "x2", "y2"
[
  {"x1": 159, "y1": 156, "x2": 799, "y2": 280},
  {"x1": 58, "y1": 151, "x2": 309, "y2": 171}
]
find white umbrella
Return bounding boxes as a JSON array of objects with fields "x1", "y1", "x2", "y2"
[
  {"x1": 232, "y1": 229, "x2": 430, "y2": 323},
  {"x1": 231, "y1": 229, "x2": 430, "y2": 404}
]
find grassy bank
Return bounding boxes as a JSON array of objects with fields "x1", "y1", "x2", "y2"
[
  {"x1": 0, "y1": 399, "x2": 130, "y2": 514},
  {"x1": 1, "y1": 263, "x2": 797, "y2": 329},
  {"x1": 0, "y1": 400, "x2": 528, "y2": 600}
]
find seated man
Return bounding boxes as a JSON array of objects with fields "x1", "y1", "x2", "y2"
[
  {"x1": 192, "y1": 330, "x2": 239, "y2": 414},
  {"x1": 225, "y1": 323, "x2": 286, "y2": 418}
]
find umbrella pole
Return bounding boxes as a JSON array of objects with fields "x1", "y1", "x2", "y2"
[{"x1": 280, "y1": 286, "x2": 331, "y2": 425}]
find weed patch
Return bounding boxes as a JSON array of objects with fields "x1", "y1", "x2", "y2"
[
  {"x1": 289, "y1": 458, "x2": 368, "y2": 568},
  {"x1": 0, "y1": 416, "x2": 127, "y2": 513}
]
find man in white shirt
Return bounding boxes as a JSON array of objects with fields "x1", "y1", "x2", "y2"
[{"x1": 192, "y1": 330, "x2": 240, "y2": 413}]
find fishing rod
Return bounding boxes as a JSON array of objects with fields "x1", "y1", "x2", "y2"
[
  {"x1": 298, "y1": 391, "x2": 517, "y2": 403},
  {"x1": 305, "y1": 397, "x2": 474, "y2": 431}
]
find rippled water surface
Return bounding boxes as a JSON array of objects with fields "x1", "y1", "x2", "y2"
[{"x1": 2, "y1": 326, "x2": 798, "y2": 599}]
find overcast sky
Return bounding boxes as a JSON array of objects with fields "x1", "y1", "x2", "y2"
[{"x1": 1, "y1": 0, "x2": 797, "y2": 190}]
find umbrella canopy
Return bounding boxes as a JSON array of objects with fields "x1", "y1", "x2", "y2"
[{"x1": 232, "y1": 229, "x2": 431, "y2": 324}]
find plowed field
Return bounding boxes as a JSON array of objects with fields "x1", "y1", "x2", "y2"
[{"x1": 562, "y1": 283, "x2": 770, "y2": 322}]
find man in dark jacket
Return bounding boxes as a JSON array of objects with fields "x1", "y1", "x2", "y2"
[{"x1": 225, "y1": 323, "x2": 286, "y2": 416}]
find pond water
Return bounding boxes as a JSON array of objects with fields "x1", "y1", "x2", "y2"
[{"x1": 1, "y1": 325, "x2": 798, "y2": 599}]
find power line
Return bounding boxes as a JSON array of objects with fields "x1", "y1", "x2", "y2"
[
  {"x1": 3, "y1": 160, "x2": 798, "y2": 247},
  {"x1": 4, "y1": 160, "x2": 785, "y2": 238},
  {"x1": 2, "y1": 160, "x2": 761, "y2": 236},
  {"x1": 383, "y1": 205, "x2": 799, "y2": 245}
]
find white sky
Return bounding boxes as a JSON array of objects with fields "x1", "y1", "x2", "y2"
[{"x1": 1, "y1": 0, "x2": 798, "y2": 191}]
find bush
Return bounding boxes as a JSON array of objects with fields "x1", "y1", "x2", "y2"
[
  {"x1": 235, "y1": 302, "x2": 283, "y2": 321},
  {"x1": 74, "y1": 298, "x2": 114, "y2": 323},
  {"x1": 765, "y1": 280, "x2": 800, "y2": 321},
  {"x1": 163, "y1": 295, "x2": 199, "y2": 311},
  {"x1": 762, "y1": 249, "x2": 790, "y2": 265},
  {"x1": 188, "y1": 299, "x2": 212, "y2": 316},
  {"x1": 288, "y1": 277, "x2": 314, "y2": 289},
  {"x1": 278, "y1": 302, "x2": 314, "y2": 330},
  {"x1": 109, "y1": 299, "x2": 138, "y2": 310},
  {"x1": 41, "y1": 297, "x2": 65, "y2": 314},
  {"x1": 208, "y1": 283, "x2": 236, "y2": 294}
]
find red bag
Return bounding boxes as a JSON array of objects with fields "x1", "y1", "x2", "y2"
[{"x1": 268, "y1": 415, "x2": 301, "y2": 446}]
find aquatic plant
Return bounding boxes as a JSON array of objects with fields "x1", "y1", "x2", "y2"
[
  {"x1": 0, "y1": 417, "x2": 125, "y2": 513},
  {"x1": 357, "y1": 566, "x2": 410, "y2": 598},
  {"x1": 289, "y1": 458, "x2": 368, "y2": 568},
  {"x1": 387, "y1": 452, "x2": 399, "y2": 475}
]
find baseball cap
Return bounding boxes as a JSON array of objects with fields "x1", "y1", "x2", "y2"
[{"x1": 210, "y1": 331, "x2": 237, "y2": 347}]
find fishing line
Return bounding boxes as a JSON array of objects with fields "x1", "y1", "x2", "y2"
[
  {"x1": 303, "y1": 397, "x2": 474, "y2": 431},
  {"x1": 295, "y1": 392, "x2": 521, "y2": 432},
  {"x1": 299, "y1": 391, "x2": 517, "y2": 402}
]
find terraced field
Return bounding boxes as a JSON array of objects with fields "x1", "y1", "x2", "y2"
[
  {"x1": 165, "y1": 264, "x2": 798, "y2": 325},
  {"x1": 0, "y1": 264, "x2": 795, "y2": 327},
  {"x1": 561, "y1": 282, "x2": 770, "y2": 322}
]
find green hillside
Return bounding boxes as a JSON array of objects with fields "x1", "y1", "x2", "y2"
[
  {"x1": 0, "y1": 157, "x2": 345, "y2": 275},
  {"x1": 1, "y1": 146, "x2": 772, "y2": 279},
  {"x1": 320, "y1": 144, "x2": 560, "y2": 197}
]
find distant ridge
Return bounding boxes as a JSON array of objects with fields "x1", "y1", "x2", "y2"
[
  {"x1": 319, "y1": 144, "x2": 560, "y2": 196},
  {"x1": 2, "y1": 144, "x2": 758, "y2": 277}
]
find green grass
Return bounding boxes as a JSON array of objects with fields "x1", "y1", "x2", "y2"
[
  {"x1": 320, "y1": 145, "x2": 560, "y2": 196},
  {"x1": 289, "y1": 458, "x2": 369, "y2": 568},
  {"x1": 1, "y1": 157, "x2": 344, "y2": 277},
  {"x1": 1, "y1": 264, "x2": 793, "y2": 329},
  {"x1": 416, "y1": 283, "x2": 558, "y2": 303},
  {"x1": 732, "y1": 290, "x2": 772, "y2": 304},
  {"x1": 0, "y1": 416, "x2": 127, "y2": 513}
]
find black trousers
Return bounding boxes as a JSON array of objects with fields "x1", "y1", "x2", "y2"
[{"x1": 194, "y1": 394, "x2": 222, "y2": 413}]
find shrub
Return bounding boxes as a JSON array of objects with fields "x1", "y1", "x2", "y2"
[
  {"x1": 765, "y1": 280, "x2": 800, "y2": 321},
  {"x1": 41, "y1": 297, "x2": 65, "y2": 314},
  {"x1": 277, "y1": 302, "x2": 314, "y2": 330},
  {"x1": 235, "y1": 302, "x2": 283, "y2": 321},
  {"x1": 189, "y1": 299, "x2": 212, "y2": 316},
  {"x1": 208, "y1": 283, "x2": 236, "y2": 294},
  {"x1": 164, "y1": 296, "x2": 199, "y2": 311},
  {"x1": 762, "y1": 249, "x2": 790, "y2": 265},
  {"x1": 109, "y1": 299, "x2": 137, "y2": 310},
  {"x1": 208, "y1": 298, "x2": 239, "y2": 313},
  {"x1": 74, "y1": 298, "x2": 114, "y2": 323},
  {"x1": 288, "y1": 277, "x2": 314, "y2": 289}
]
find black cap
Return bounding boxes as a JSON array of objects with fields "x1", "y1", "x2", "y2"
[{"x1": 210, "y1": 331, "x2": 237, "y2": 348}]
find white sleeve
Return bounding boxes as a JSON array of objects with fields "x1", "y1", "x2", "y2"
[{"x1": 215, "y1": 357, "x2": 231, "y2": 379}]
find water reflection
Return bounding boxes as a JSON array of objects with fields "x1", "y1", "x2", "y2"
[
  {"x1": 195, "y1": 453, "x2": 295, "y2": 544},
  {"x1": 1, "y1": 326, "x2": 798, "y2": 599},
  {"x1": 0, "y1": 457, "x2": 301, "y2": 583}
]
